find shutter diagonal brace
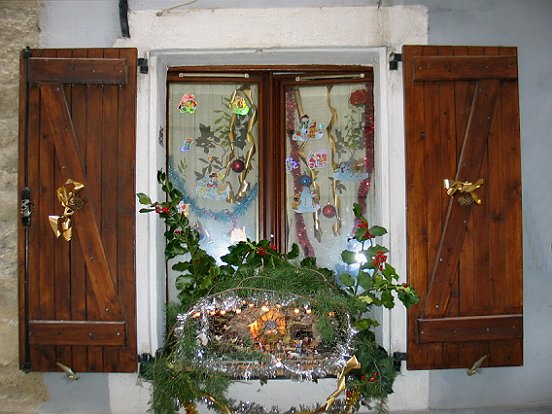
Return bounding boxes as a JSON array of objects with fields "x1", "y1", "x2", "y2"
[
  {"x1": 421, "y1": 79, "x2": 500, "y2": 319},
  {"x1": 41, "y1": 83, "x2": 123, "y2": 321}
]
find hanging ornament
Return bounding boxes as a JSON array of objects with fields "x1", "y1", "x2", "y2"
[
  {"x1": 231, "y1": 159, "x2": 245, "y2": 173},
  {"x1": 322, "y1": 203, "x2": 336, "y2": 218},
  {"x1": 292, "y1": 114, "x2": 325, "y2": 141},
  {"x1": 285, "y1": 157, "x2": 299, "y2": 173},
  {"x1": 333, "y1": 159, "x2": 369, "y2": 182},
  {"x1": 291, "y1": 187, "x2": 320, "y2": 214},
  {"x1": 180, "y1": 137, "x2": 193, "y2": 152},
  {"x1": 298, "y1": 174, "x2": 312, "y2": 187},
  {"x1": 178, "y1": 93, "x2": 198, "y2": 114},
  {"x1": 231, "y1": 96, "x2": 250, "y2": 115},
  {"x1": 307, "y1": 150, "x2": 329, "y2": 170}
]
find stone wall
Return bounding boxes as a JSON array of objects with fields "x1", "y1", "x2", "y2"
[{"x1": 0, "y1": 1, "x2": 47, "y2": 412}]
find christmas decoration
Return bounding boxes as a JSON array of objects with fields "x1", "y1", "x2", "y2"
[
  {"x1": 322, "y1": 204, "x2": 337, "y2": 218},
  {"x1": 333, "y1": 160, "x2": 369, "y2": 182},
  {"x1": 231, "y1": 96, "x2": 250, "y2": 115},
  {"x1": 169, "y1": 168, "x2": 257, "y2": 223},
  {"x1": 181, "y1": 137, "x2": 193, "y2": 152},
  {"x1": 137, "y1": 171, "x2": 419, "y2": 414},
  {"x1": 307, "y1": 151, "x2": 329, "y2": 170},
  {"x1": 285, "y1": 157, "x2": 299, "y2": 173},
  {"x1": 231, "y1": 159, "x2": 246, "y2": 173},
  {"x1": 178, "y1": 93, "x2": 198, "y2": 113},
  {"x1": 292, "y1": 114, "x2": 325, "y2": 142},
  {"x1": 298, "y1": 174, "x2": 313, "y2": 187}
]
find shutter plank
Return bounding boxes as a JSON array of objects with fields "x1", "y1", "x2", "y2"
[
  {"x1": 113, "y1": 48, "x2": 137, "y2": 370},
  {"x1": 28, "y1": 57, "x2": 128, "y2": 84},
  {"x1": 413, "y1": 55, "x2": 517, "y2": 81},
  {"x1": 67, "y1": 49, "x2": 89, "y2": 372},
  {"x1": 29, "y1": 321, "x2": 126, "y2": 346},
  {"x1": 405, "y1": 45, "x2": 444, "y2": 368},
  {"x1": 418, "y1": 315, "x2": 522, "y2": 343}
]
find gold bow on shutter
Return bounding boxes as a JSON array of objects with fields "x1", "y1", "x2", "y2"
[
  {"x1": 444, "y1": 178, "x2": 484, "y2": 206},
  {"x1": 48, "y1": 179, "x2": 86, "y2": 241}
]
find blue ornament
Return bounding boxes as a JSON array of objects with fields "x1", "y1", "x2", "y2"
[{"x1": 299, "y1": 174, "x2": 312, "y2": 186}]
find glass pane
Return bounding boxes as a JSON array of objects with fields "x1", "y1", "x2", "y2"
[
  {"x1": 167, "y1": 82, "x2": 259, "y2": 300},
  {"x1": 285, "y1": 82, "x2": 375, "y2": 270}
]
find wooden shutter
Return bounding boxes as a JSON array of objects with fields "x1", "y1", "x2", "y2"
[
  {"x1": 18, "y1": 49, "x2": 137, "y2": 372},
  {"x1": 404, "y1": 46, "x2": 522, "y2": 370}
]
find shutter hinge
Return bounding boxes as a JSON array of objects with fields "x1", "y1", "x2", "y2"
[
  {"x1": 389, "y1": 53, "x2": 402, "y2": 71},
  {"x1": 137, "y1": 58, "x2": 148, "y2": 74},
  {"x1": 393, "y1": 351, "x2": 407, "y2": 371},
  {"x1": 137, "y1": 352, "x2": 157, "y2": 379},
  {"x1": 21, "y1": 187, "x2": 33, "y2": 227}
]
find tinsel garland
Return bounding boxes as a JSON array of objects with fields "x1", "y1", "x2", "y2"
[
  {"x1": 286, "y1": 90, "x2": 315, "y2": 256},
  {"x1": 168, "y1": 166, "x2": 257, "y2": 223},
  {"x1": 354, "y1": 84, "x2": 375, "y2": 217}
]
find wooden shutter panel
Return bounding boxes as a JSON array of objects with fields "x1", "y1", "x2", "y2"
[
  {"x1": 18, "y1": 48, "x2": 137, "y2": 372},
  {"x1": 403, "y1": 46, "x2": 522, "y2": 370}
]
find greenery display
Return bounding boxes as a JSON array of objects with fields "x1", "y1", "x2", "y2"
[{"x1": 137, "y1": 170, "x2": 419, "y2": 414}]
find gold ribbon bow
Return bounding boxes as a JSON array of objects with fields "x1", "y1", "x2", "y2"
[
  {"x1": 444, "y1": 178, "x2": 484, "y2": 206},
  {"x1": 48, "y1": 179, "x2": 86, "y2": 241},
  {"x1": 323, "y1": 355, "x2": 361, "y2": 411}
]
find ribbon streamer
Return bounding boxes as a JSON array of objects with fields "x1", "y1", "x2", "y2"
[
  {"x1": 444, "y1": 178, "x2": 484, "y2": 205},
  {"x1": 48, "y1": 179, "x2": 86, "y2": 241},
  {"x1": 295, "y1": 355, "x2": 361, "y2": 414},
  {"x1": 325, "y1": 86, "x2": 342, "y2": 236},
  {"x1": 224, "y1": 87, "x2": 257, "y2": 203},
  {"x1": 323, "y1": 355, "x2": 361, "y2": 411}
]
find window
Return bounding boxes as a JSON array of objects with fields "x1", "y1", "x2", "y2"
[{"x1": 166, "y1": 67, "x2": 375, "y2": 300}]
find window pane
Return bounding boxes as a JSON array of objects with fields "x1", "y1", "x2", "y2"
[
  {"x1": 284, "y1": 82, "x2": 375, "y2": 269},
  {"x1": 167, "y1": 82, "x2": 259, "y2": 299}
]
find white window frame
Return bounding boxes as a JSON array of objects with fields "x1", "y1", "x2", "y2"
[{"x1": 135, "y1": 47, "x2": 407, "y2": 359}]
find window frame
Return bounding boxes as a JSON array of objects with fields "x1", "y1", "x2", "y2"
[
  {"x1": 137, "y1": 48, "x2": 397, "y2": 355},
  {"x1": 165, "y1": 65, "x2": 374, "y2": 251}
]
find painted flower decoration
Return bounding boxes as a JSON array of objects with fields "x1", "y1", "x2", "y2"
[
  {"x1": 178, "y1": 93, "x2": 198, "y2": 113},
  {"x1": 349, "y1": 89, "x2": 370, "y2": 106}
]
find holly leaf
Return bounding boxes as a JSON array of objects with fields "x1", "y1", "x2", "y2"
[
  {"x1": 287, "y1": 243, "x2": 299, "y2": 260},
  {"x1": 365, "y1": 245, "x2": 389, "y2": 256},
  {"x1": 341, "y1": 250, "x2": 357, "y2": 265},
  {"x1": 353, "y1": 318, "x2": 379, "y2": 331},
  {"x1": 171, "y1": 261, "x2": 191, "y2": 272},
  {"x1": 353, "y1": 203, "x2": 364, "y2": 219},
  {"x1": 368, "y1": 225, "x2": 387, "y2": 237},
  {"x1": 137, "y1": 192, "x2": 152, "y2": 205},
  {"x1": 381, "y1": 290, "x2": 395, "y2": 309},
  {"x1": 339, "y1": 273, "x2": 355, "y2": 287},
  {"x1": 357, "y1": 271, "x2": 373, "y2": 290},
  {"x1": 175, "y1": 275, "x2": 194, "y2": 290}
]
